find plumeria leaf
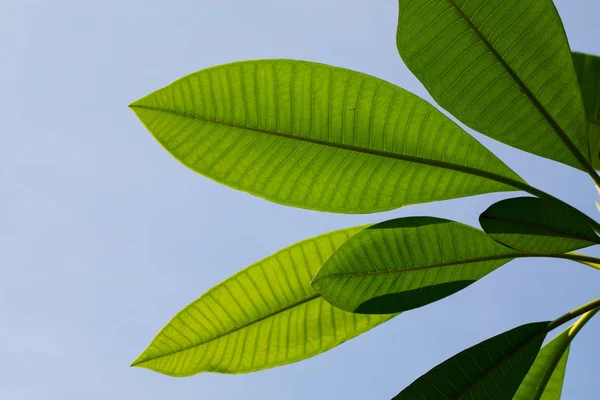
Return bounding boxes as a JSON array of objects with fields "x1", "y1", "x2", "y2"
[{"x1": 131, "y1": 60, "x2": 524, "y2": 213}]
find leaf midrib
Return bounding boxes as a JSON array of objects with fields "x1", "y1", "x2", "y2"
[
  {"x1": 480, "y1": 215, "x2": 600, "y2": 245},
  {"x1": 131, "y1": 104, "x2": 527, "y2": 192},
  {"x1": 444, "y1": 0, "x2": 591, "y2": 172},
  {"x1": 132, "y1": 293, "x2": 321, "y2": 366},
  {"x1": 531, "y1": 339, "x2": 570, "y2": 400},
  {"x1": 312, "y1": 253, "x2": 524, "y2": 283},
  {"x1": 455, "y1": 324, "x2": 549, "y2": 400}
]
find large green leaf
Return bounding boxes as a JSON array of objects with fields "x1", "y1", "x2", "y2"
[
  {"x1": 514, "y1": 326, "x2": 571, "y2": 400},
  {"x1": 479, "y1": 197, "x2": 600, "y2": 254},
  {"x1": 572, "y1": 52, "x2": 600, "y2": 169},
  {"x1": 131, "y1": 60, "x2": 524, "y2": 214},
  {"x1": 312, "y1": 217, "x2": 520, "y2": 314},
  {"x1": 132, "y1": 225, "x2": 394, "y2": 376},
  {"x1": 396, "y1": 0, "x2": 590, "y2": 171},
  {"x1": 394, "y1": 322, "x2": 548, "y2": 399}
]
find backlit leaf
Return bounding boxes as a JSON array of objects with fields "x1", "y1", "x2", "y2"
[
  {"x1": 312, "y1": 217, "x2": 520, "y2": 314},
  {"x1": 131, "y1": 60, "x2": 524, "y2": 214},
  {"x1": 479, "y1": 197, "x2": 600, "y2": 254},
  {"x1": 514, "y1": 326, "x2": 571, "y2": 400},
  {"x1": 132, "y1": 225, "x2": 394, "y2": 376},
  {"x1": 397, "y1": 0, "x2": 590, "y2": 170},
  {"x1": 394, "y1": 322, "x2": 548, "y2": 399}
]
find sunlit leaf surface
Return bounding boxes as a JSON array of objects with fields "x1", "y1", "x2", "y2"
[
  {"x1": 132, "y1": 225, "x2": 394, "y2": 376},
  {"x1": 131, "y1": 60, "x2": 523, "y2": 213},
  {"x1": 397, "y1": 0, "x2": 590, "y2": 170}
]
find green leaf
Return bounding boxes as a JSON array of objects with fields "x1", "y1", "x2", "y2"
[
  {"x1": 396, "y1": 0, "x2": 590, "y2": 171},
  {"x1": 312, "y1": 217, "x2": 520, "y2": 314},
  {"x1": 394, "y1": 322, "x2": 549, "y2": 400},
  {"x1": 573, "y1": 52, "x2": 600, "y2": 126},
  {"x1": 131, "y1": 60, "x2": 524, "y2": 214},
  {"x1": 514, "y1": 326, "x2": 571, "y2": 400},
  {"x1": 572, "y1": 52, "x2": 600, "y2": 169},
  {"x1": 589, "y1": 123, "x2": 600, "y2": 170},
  {"x1": 479, "y1": 197, "x2": 600, "y2": 254},
  {"x1": 132, "y1": 225, "x2": 394, "y2": 376}
]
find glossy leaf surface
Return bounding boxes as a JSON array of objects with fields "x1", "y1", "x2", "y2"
[
  {"x1": 514, "y1": 326, "x2": 571, "y2": 400},
  {"x1": 132, "y1": 225, "x2": 394, "y2": 376},
  {"x1": 479, "y1": 197, "x2": 599, "y2": 254},
  {"x1": 573, "y1": 52, "x2": 600, "y2": 169},
  {"x1": 131, "y1": 60, "x2": 523, "y2": 214},
  {"x1": 396, "y1": 0, "x2": 590, "y2": 170},
  {"x1": 394, "y1": 322, "x2": 548, "y2": 399},
  {"x1": 312, "y1": 217, "x2": 519, "y2": 314}
]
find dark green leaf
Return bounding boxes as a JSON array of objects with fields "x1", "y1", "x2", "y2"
[
  {"x1": 397, "y1": 0, "x2": 590, "y2": 171},
  {"x1": 514, "y1": 326, "x2": 571, "y2": 400},
  {"x1": 573, "y1": 52, "x2": 600, "y2": 126},
  {"x1": 589, "y1": 123, "x2": 600, "y2": 170},
  {"x1": 312, "y1": 217, "x2": 520, "y2": 314},
  {"x1": 131, "y1": 60, "x2": 524, "y2": 214},
  {"x1": 132, "y1": 225, "x2": 394, "y2": 376},
  {"x1": 572, "y1": 52, "x2": 600, "y2": 169},
  {"x1": 479, "y1": 197, "x2": 599, "y2": 254},
  {"x1": 394, "y1": 322, "x2": 548, "y2": 400}
]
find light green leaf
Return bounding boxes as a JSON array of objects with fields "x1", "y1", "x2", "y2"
[
  {"x1": 132, "y1": 225, "x2": 394, "y2": 376},
  {"x1": 572, "y1": 52, "x2": 600, "y2": 169},
  {"x1": 479, "y1": 197, "x2": 600, "y2": 254},
  {"x1": 394, "y1": 322, "x2": 548, "y2": 400},
  {"x1": 131, "y1": 60, "x2": 524, "y2": 214},
  {"x1": 514, "y1": 326, "x2": 571, "y2": 400},
  {"x1": 312, "y1": 217, "x2": 520, "y2": 314},
  {"x1": 396, "y1": 0, "x2": 590, "y2": 171}
]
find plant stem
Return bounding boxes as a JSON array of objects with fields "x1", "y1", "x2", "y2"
[
  {"x1": 554, "y1": 253, "x2": 600, "y2": 270},
  {"x1": 546, "y1": 297, "x2": 600, "y2": 332},
  {"x1": 587, "y1": 170, "x2": 600, "y2": 191},
  {"x1": 567, "y1": 308, "x2": 599, "y2": 339}
]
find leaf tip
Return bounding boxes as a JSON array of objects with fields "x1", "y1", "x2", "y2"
[
  {"x1": 128, "y1": 99, "x2": 143, "y2": 109},
  {"x1": 130, "y1": 352, "x2": 148, "y2": 368}
]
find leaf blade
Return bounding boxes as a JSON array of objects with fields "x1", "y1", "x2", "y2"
[
  {"x1": 514, "y1": 326, "x2": 571, "y2": 400},
  {"x1": 393, "y1": 322, "x2": 549, "y2": 400},
  {"x1": 131, "y1": 59, "x2": 523, "y2": 213},
  {"x1": 572, "y1": 52, "x2": 600, "y2": 169},
  {"x1": 133, "y1": 225, "x2": 394, "y2": 376},
  {"x1": 396, "y1": 0, "x2": 590, "y2": 170},
  {"x1": 479, "y1": 197, "x2": 600, "y2": 254},
  {"x1": 312, "y1": 217, "x2": 520, "y2": 314}
]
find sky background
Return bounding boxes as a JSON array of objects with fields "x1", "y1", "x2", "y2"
[{"x1": 2, "y1": 0, "x2": 600, "y2": 398}]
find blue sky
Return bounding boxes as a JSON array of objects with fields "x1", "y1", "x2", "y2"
[{"x1": 2, "y1": 0, "x2": 600, "y2": 398}]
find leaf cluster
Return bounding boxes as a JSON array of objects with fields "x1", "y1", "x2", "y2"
[{"x1": 130, "y1": 0, "x2": 600, "y2": 398}]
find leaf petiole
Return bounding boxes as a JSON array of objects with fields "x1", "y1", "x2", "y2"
[
  {"x1": 546, "y1": 297, "x2": 600, "y2": 333},
  {"x1": 557, "y1": 252, "x2": 600, "y2": 271}
]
